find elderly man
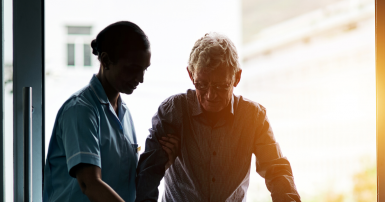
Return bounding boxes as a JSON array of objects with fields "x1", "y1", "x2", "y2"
[{"x1": 136, "y1": 33, "x2": 301, "y2": 202}]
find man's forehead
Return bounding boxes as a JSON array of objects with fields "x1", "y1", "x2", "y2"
[{"x1": 194, "y1": 68, "x2": 233, "y2": 82}]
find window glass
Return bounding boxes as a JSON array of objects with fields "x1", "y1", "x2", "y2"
[
  {"x1": 67, "y1": 26, "x2": 91, "y2": 35},
  {"x1": 65, "y1": 26, "x2": 92, "y2": 68},
  {"x1": 83, "y1": 44, "x2": 91, "y2": 67},
  {"x1": 67, "y1": 43, "x2": 75, "y2": 66}
]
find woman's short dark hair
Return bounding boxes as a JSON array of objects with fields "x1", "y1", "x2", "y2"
[{"x1": 91, "y1": 21, "x2": 150, "y2": 63}]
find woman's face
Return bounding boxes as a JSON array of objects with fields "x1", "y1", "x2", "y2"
[{"x1": 105, "y1": 49, "x2": 151, "y2": 95}]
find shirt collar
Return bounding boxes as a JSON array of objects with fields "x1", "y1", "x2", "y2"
[{"x1": 189, "y1": 89, "x2": 235, "y2": 117}]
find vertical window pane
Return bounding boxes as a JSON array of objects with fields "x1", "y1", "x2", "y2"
[
  {"x1": 67, "y1": 44, "x2": 75, "y2": 66},
  {"x1": 83, "y1": 44, "x2": 91, "y2": 67},
  {"x1": 4, "y1": 0, "x2": 13, "y2": 200}
]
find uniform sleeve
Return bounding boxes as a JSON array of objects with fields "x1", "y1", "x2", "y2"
[
  {"x1": 135, "y1": 98, "x2": 181, "y2": 202},
  {"x1": 60, "y1": 103, "x2": 100, "y2": 178},
  {"x1": 253, "y1": 106, "x2": 301, "y2": 202}
]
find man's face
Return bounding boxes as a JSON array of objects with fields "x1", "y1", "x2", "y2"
[{"x1": 190, "y1": 67, "x2": 239, "y2": 113}]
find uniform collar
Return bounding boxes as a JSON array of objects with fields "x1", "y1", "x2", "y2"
[
  {"x1": 89, "y1": 75, "x2": 128, "y2": 111},
  {"x1": 89, "y1": 74, "x2": 110, "y2": 104},
  {"x1": 189, "y1": 89, "x2": 235, "y2": 117},
  {"x1": 90, "y1": 75, "x2": 128, "y2": 122}
]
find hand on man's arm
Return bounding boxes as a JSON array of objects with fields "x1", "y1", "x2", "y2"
[{"x1": 73, "y1": 163, "x2": 124, "y2": 202}]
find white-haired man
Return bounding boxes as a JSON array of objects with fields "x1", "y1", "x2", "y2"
[{"x1": 136, "y1": 33, "x2": 301, "y2": 202}]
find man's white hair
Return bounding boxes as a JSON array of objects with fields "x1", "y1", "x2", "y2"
[{"x1": 188, "y1": 32, "x2": 241, "y2": 76}]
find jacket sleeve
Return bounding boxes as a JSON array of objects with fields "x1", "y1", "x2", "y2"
[
  {"x1": 253, "y1": 106, "x2": 301, "y2": 202},
  {"x1": 135, "y1": 97, "x2": 181, "y2": 202}
]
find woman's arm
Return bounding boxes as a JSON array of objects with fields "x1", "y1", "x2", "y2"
[{"x1": 73, "y1": 163, "x2": 124, "y2": 202}]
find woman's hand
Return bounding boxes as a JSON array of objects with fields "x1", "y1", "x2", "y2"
[
  {"x1": 74, "y1": 164, "x2": 124, "y2": 202},
  {"x1": 159, "y1": 134, "x2": 180, "y2": 171}
]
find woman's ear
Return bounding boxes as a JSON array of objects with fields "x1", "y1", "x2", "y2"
[
  {"x1": 187, "y1": 67, "x2": 194, "y2": 82},
  {"x1": 234, "y1": 69, "x2": 242, "y2": 87},
  {"x1": 100, "y1": 52, "x2": 111, "y2": 69}
]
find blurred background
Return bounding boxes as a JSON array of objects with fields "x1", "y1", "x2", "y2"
[{"x1": 3, "y1": 0, "x2": 376, "y2": 201}]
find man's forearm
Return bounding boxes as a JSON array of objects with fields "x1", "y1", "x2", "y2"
[
  {"x1": 262, "y1": 159, "x2": 301, "y2": 202},
  {"x1": 267, "y1": 175, "x2": 301, "y2": 202}
]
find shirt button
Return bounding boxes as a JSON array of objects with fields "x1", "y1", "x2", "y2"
[
  {"x1": 213, "y1": 151, "x2": 216, "y2": 156},
  {"x1": 212, "y1": 177, "x2": 215, "y2": 182}
]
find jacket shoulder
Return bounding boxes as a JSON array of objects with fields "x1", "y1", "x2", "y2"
[{"x1": 236, "y1": 95, "x2": 267, "y2": 116}]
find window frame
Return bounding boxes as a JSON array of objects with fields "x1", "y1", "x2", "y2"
[{"x1": 376, "y1": 0, "x2": 385, "y2": 201}]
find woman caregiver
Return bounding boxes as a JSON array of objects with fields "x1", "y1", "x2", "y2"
[{"x1": 43, "y1": 21, "x2": 179, "y2": 202}]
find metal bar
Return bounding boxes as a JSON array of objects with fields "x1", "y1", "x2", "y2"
[
  {"x1": 13, "y1": 0, "x2": 44, "y2": 200},
  {"x1": 23, "y1": 87, "x2": 32, "y2": 202},
  {"x1": 41, "y1": 0, "x2": 45, "y2": 193},
  {"x1": 376, "y1": 0, "x2": 385, "y2": 201}
]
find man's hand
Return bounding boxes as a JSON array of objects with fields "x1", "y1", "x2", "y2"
[{"x1": 159, "y1": 134, "x2": 180, "y2": 170}]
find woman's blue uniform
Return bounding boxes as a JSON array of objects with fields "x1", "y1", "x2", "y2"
[{"x1": 43, "y1": 75, "x2": 138, "y2": 202}]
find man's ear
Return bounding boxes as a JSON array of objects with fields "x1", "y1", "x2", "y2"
[
  {"x1": 187, "y1": 67, "x2": 194, "y2": 82},
  {"x1": 100, "y1": 52, "x2": 111, "y2": 69},
  {"x1": 233, "y1": 69, "x2": 242, "y2": 87}
]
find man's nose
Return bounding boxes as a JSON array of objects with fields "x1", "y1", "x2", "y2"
[{"x1": 206, "y1": 86, "x2": 217, "y2": 100}]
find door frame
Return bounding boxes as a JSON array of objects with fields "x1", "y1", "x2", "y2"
[{"x1": 12, "y1": 0, "x2": 45, "y2": 200}]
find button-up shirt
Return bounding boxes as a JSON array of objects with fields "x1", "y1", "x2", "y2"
[
  {"x1": 136, "y1": 89, "x2": 300, "y2": 202},
  {"x1": 43, "y1": 75, "x2": 139, "y2": 202}
]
